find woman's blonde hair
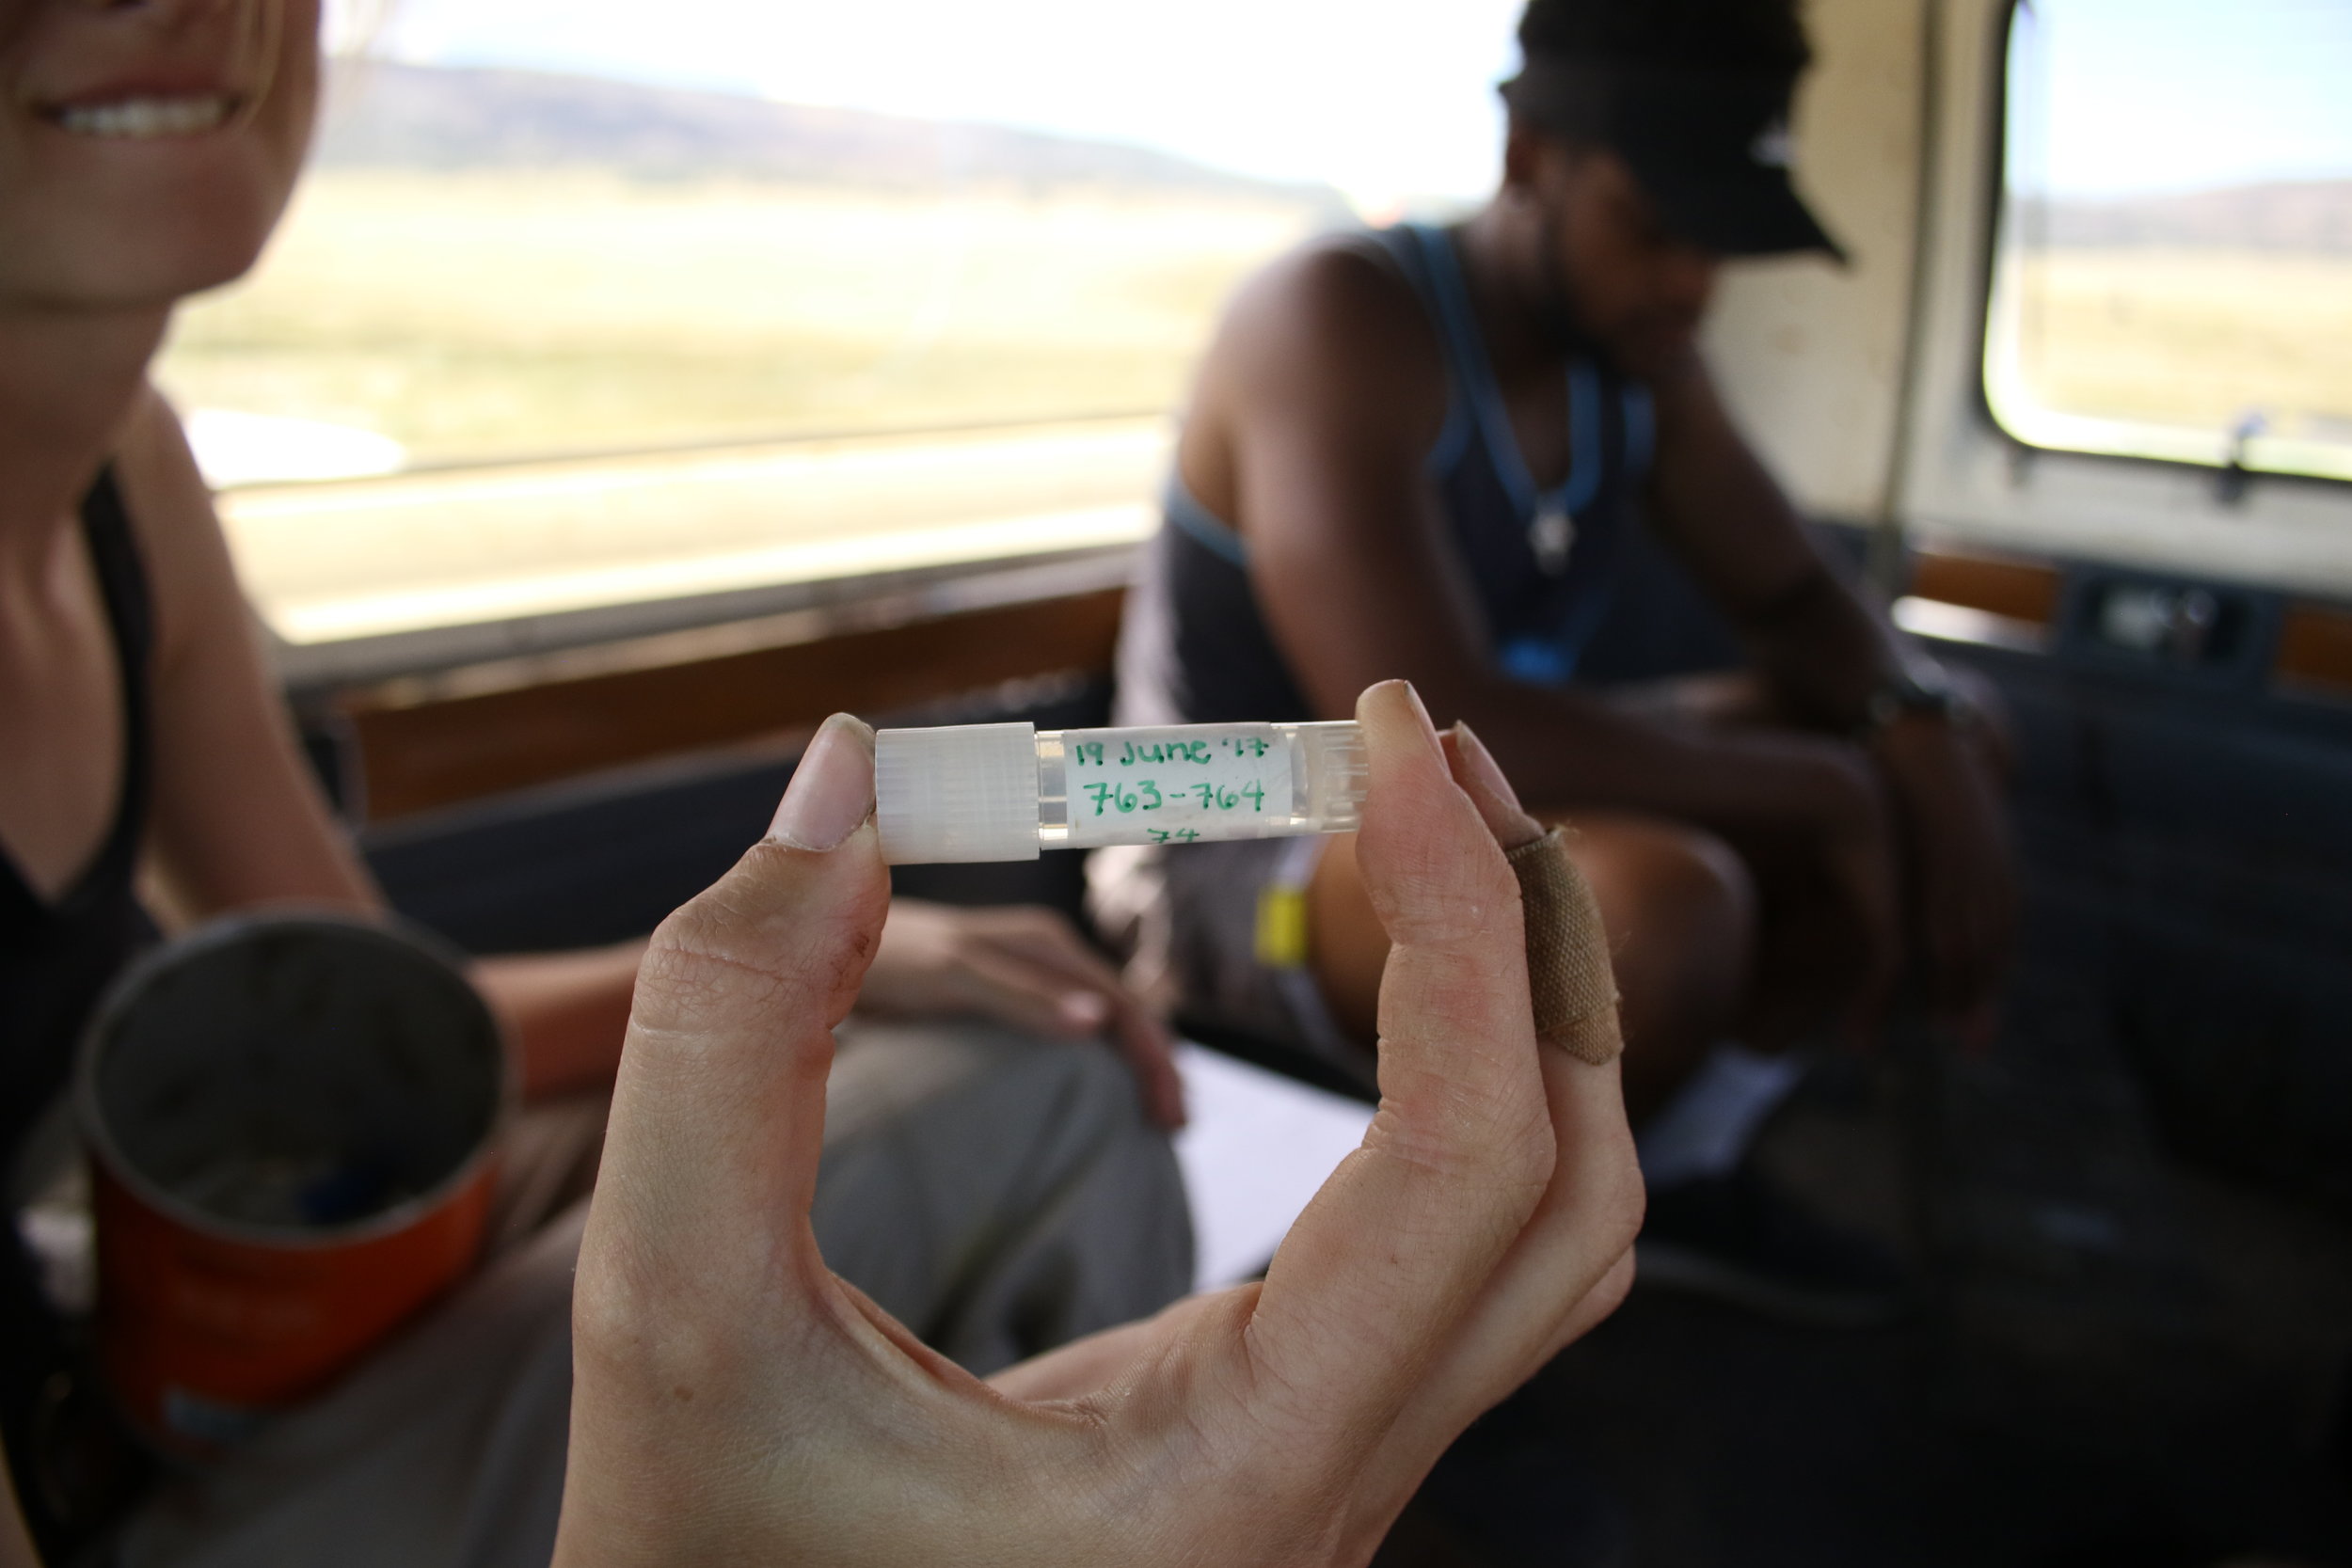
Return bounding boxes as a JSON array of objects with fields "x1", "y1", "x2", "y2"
[{"x1": 324, "y1": 0, "x2": 399, "y2": 58}]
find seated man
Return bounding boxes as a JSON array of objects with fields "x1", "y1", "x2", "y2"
[
  {"x1": 1094, "y1": 0, "x2": 2013, "y2": 1322},
  {"x1": 0, "y1": 0, "x2": 1182, "y2": 1559}
]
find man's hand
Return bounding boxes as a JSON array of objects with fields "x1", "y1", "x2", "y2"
[
  {"x1": 553, "y1": 686, "x2": 1644, "y2": 1568},
  {"x1": 861, "y1": 897, "x2": 1185, "y2": 1128},
  {"x1": 1870, "y1": 713, "x2": 2016, "y2": 1034},
  {"x1": 0, "y1": 1434, "x2": 40, "y2": 1568},
  {"x1": 1789, "y1": 744, "x2": 1906, "y2": 1041}
]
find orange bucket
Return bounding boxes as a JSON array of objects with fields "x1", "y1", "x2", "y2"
[{"x1": 75, "y1": 911, "x2": 512, "y2": 1451}]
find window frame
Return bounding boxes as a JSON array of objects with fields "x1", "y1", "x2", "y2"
[
  {"x1": 1974, "y1": 0, "x2": 2352, "y2": 491},
  {"x1": 230, "y1": 413, "x2": 1168, "y2": 695},
  {"x1": 1892, "y1": 0, "x2": 2352, "y2": 604}
]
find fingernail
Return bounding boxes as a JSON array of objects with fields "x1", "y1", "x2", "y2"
[
  {"x1": 1364, "y1": 679, "x2": 1441, "y2": 749},
  {"x1": 1395, "y1": 681, "x2": 1439, "y2": 745},
  {"x1": 1450, "y1": 722, "x2": 1523, "y2": 811},
  {"x1": 1061, "y1": 993, "x2": 1110, "y2": 1028},
  {"x1": 1448, "y1": 721, "x2": 1544, "y2": 849},
  {"x1": 768, "y1": 713, "x2": 876, "y2": 850}
]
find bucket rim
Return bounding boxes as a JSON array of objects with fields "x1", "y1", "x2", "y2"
[{"x1": 75, "y1": 905, "x2": 516, "y2": 1250}]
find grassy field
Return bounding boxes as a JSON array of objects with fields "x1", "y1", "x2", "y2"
[
  {"x1": 155, "y1": 169, "x2": 1322, "y2": 464},
  {"x1": 1999, "y1": 246, "x2": 2352, "y2": 447},
  {"x1": 161, "y1": 181, "x2": 2352, "y2": 477}
]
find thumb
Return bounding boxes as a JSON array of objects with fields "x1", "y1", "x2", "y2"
[{"x1": 590, "y1": 713, "x2": 892, "y2": 1306}]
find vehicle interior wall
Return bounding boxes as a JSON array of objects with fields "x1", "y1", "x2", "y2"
[
  {"x1": 1701, "y1": 0, "x2": 1930, "y2": 530},
  {"x1": 1580, "y1": 0, "x2": 1922, "y2": 681}
]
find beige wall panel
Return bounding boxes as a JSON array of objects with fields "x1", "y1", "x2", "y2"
[{"x1": 1701, "y1": 0, "x2": 1929, "y2": 522}]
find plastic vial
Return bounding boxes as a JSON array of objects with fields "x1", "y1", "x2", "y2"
[{"x1": 875, "y1": 721, "x2": 1370, "y2": 864}]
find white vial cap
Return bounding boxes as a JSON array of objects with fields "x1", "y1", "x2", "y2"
[{"x1": 875, "y1": 722, "x2": 1041, "y2": 864}]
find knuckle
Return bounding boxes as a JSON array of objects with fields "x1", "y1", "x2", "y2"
[
  {"x1": 1588, "y1": 1250, "x2": 1638, "y2": 1321},
  {"x1": 1371, "y1": 1057, "x2": 1556, "y2": 1193},
  {"x1": 1364, "y1": 854, "x2": 1518, "y2": 951},
  {"x1": 571, "y1": 1231, "x2": 711, "y2": 1375},
  {"x1": 1599, "y1": 1159, "x2": 1647, "y2": 1254},
  {"x1": 569, "y1": 1240, "x2": 659, "y2": 1356},
  {"x1": 643, "y1": 874, "x2": 880, "y2": 1027},
  {"x1": 642, "y1": 918, "x2": 790, "y2": 1015},
  {"x1": 572, "y1": 1268, "x2": 737, "y2": 1402}
]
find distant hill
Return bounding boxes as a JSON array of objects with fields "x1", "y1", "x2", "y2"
[
  {"x1": 2040, "y1": 180, "x2": 2352, "y2": 253},
  {"x1": 314, "y1": 61, "x2": 1342, "y2": 210}
]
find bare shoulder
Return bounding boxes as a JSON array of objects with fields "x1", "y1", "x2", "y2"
[
  {"x1": 1644, "y1": 347, "x2": 1731, "y2": 421},
  {"x1": 108, "y1": 386, "x2": 253, "y2": 670},
  {"x1": 1200, "y1": 231, "x2": 1449, "y2": 443}
]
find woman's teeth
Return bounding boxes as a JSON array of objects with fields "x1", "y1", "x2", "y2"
[{"x1": 54, "y1": 95, "x2": 234, "y2": 139}]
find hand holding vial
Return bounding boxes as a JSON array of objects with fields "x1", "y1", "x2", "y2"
[{"x1": 552, "y1": 683, "x2": 1643, "y2": 1568}]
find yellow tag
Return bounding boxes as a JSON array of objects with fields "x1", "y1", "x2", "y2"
[{"x1": 1254, "y1": 885, "x2": 1310, "y2": 970}]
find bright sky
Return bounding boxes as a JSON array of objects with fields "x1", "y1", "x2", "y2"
[
  {"x1": 338, "y1": 0, "x2": 2352, "y2": 206},
  {"x1": 2016, "y1": 0, "x2": 2352, "y2": 198},
  {"x1": 357, "y1": 0, "x2": 1525, "y2": 208}
]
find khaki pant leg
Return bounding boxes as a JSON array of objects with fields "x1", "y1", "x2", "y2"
[{"x1": 817, "y1": 1022, "x2": 1195, "y2": 1375}]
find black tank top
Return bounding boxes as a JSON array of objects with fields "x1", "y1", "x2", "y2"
[
  {"x1": 1116, "y1": 222, "x2": 1656, "y2": 729},
  {"x1": 1, "y1": 468, "x2": 157, "y2": 1170},
  {"x1": 2, "y1": 468, "x2": 159, "y2": 1542}
]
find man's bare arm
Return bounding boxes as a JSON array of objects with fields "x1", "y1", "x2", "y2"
[
  {"x1": 0, "y1": 1435, "x2": 40, "y2": 1568},
  {"x1": 1636, "y1": 356, "x2": 1911, "y2": 725},
  {"x1": 1637, "y1": 358, "x2": 2016, "y2": 1016}
]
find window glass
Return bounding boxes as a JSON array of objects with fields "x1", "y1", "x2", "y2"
[
  {"x1": 158, "y1": 1, "x2": 1520, "y2": 651},
  {"x1": 1988, "y1": 0, "x2": 2352, "y2": 483},
  {"x1": 160, "y1": 1, "x2": 1518, "y2": 480}
]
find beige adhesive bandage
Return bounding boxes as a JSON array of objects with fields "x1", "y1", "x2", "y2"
[{"x1": 1503, "y1": 827, "x2": 1623, "y2": 1066}]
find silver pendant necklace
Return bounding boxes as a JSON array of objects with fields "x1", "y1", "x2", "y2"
[{"x1": 1529, "y1": 498, "x2": 1576, "y2": 576}]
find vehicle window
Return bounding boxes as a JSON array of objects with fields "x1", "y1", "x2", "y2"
[
  {"x1": 1987, "y1": 0, "x2": 2352, "y2": 483},
  {"x1": 159, "y1": 1, "x2": 1518, "y2": 652}
]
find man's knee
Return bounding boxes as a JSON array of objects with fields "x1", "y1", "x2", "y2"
[{"x1": 1576, "y1": 817, "x2": 1755, "y2": 960}]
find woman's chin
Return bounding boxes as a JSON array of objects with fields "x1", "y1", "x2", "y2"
[
  {"x1": 167, "y1": 226, "x2": 278, "y2": 300},
  {"x1": 4, "y1": 198, "x2": 281, "y2": 316}
]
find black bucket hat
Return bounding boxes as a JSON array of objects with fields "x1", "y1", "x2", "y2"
[{"x1": 1501, "y1": 55, "x2": 1846, "y2": 261}]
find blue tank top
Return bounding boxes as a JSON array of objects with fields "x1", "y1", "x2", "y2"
[{"x1": 1117, "y1": 222, "x2": 1656, "y2": 729}]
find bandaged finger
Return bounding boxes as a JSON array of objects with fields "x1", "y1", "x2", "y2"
[{"x1": 1503, "y1": 827, "x2": 1622, "y2": 1065}]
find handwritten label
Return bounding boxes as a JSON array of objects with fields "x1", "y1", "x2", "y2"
[{"x1": 1062, "y1": 725, "x2": 1294, "y2": 847}]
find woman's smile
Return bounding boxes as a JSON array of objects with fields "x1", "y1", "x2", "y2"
[{"x1": 42, "y1": 90, "x2": 243, "y2": 139}]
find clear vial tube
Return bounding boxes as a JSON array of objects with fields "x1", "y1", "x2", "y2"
[{"x1": 874, "y1": 721, "x2": 1369, "y2": 864}]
